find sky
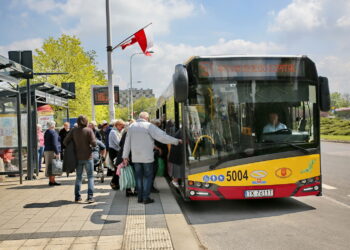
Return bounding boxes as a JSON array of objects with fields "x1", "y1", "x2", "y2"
[{"x1": 1, "y1": 0, "x2": 350, "y2": 96}]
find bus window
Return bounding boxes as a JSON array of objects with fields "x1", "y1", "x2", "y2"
[{"x1": 186, "y1": 79, "x2": 318, "y2": 166}]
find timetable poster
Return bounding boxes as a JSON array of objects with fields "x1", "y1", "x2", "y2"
[{"x1": 0, "y1": 114, "x2": 27, "y2": 148}]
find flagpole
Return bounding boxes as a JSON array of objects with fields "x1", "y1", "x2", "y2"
[
  {"x1": 106, "y1": 0, "x2": 115, "y2": 121},
  {"x1": 112, "y1": 22, "x2": 152, "y2": 51}
]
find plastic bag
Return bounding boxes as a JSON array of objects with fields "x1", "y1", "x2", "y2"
[
  {"x1": 51, "y1": 159, "x2": 63, "y2": 176},
  {"x1": 116, "y1": 161, "x2": 126, "y2": 176},
  {"x1": 156, "y1": 158, "x2": 165, "y2": 176},
  {"x1": 119, "y1": 165, "x2": 136, "y2": 191}
]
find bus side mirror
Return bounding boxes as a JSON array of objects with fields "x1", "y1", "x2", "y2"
[
  {"x1": 173, "y1": 64, "x2": 188, "y2": 103},
  {"x1": 318, "y1": 76, "x2": 330, "y2": 112}
]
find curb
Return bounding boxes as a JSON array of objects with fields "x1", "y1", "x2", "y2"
[{"x1": 156, "y1": 177, "x2": 204, "y2": 250}]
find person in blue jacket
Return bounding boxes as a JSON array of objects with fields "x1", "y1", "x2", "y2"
[{"x1": 44, "y1": 121, "x2": 61, "y2": 186}]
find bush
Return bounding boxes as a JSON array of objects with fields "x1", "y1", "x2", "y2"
[{"x1": 321, "y1": 117, "x2": 350, "y2": 135}]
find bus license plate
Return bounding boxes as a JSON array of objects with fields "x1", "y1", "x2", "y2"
[{"x1": 244, "y1": 189, "x2": 274, "y2": 198}]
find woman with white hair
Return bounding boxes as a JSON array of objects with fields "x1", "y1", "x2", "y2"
[{"x1": 44, "y1": 121, "x2": 61, "y2": 186}]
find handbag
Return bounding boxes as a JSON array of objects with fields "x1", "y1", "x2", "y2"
[{"x1": 51, "y1": 159, "x2": 63, "y2": 176}]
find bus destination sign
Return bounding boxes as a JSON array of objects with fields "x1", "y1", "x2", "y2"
[{"x1": 198, "y1": 59, "x2": 304, "y2": 78}]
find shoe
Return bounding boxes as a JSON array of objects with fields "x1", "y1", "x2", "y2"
[
  {"x1": 151, "y1": 187, "x2": 160, "y2": 193},
  {"x1": 110, "y1": 182, "x2": 119, "y2": 190},
  {"x1": 49, "y1": 182, "x2": 55, "y2": 186},
  {"x1": 53, "y1": 182, "x2": 61, "y2": 186},
  {"x1": 75, "y1": 197, "x2": 82, "y2": 203},
  {"x1": 86, "y1": 197, "x2": 95, "y2": 203},
  {"x1": 39, "y1": 170, "x2": 44, "y2": 172},
  {"x1": 143, "y1": 198, "x2": 154, "y2": 204},
  {"x1": 137, "y1": 199, "x2": 143, "y2": 203},
  {"x1": 171, "y1": 181, "x2": 179, "y2": 188}
]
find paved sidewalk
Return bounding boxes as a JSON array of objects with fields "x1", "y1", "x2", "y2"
[{"x1": 0, "y1": 174, "x2": 201, "y2": 250}]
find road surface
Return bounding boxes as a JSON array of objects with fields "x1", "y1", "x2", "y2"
[{"x1": 176, "y1": 142, "x2": 350, "y2": 250}]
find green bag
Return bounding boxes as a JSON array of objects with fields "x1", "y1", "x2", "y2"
[
  {"x1": 156, "y1": 158, "x2": 165, "y2": 177},
  {"x1": 120, "y1": 165, "x2": 136, "y2": 191}
]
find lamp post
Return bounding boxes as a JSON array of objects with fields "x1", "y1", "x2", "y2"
[
  {"x1": 129, "y1": 51, "x2": 153, "y2": 119},
  {"x1": 105, "y1": 0, "x2": 115, "y2": 121}
]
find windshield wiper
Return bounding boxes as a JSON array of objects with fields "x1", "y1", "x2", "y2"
[{"x1": 263, "y1": 142, "x2": 310, "y2": 154}]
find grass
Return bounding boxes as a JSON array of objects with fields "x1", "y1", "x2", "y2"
[{"x1": 321, "y1": 134, "x2": 350, "y2": 142}]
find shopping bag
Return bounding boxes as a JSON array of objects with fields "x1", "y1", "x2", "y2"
[
  {"x1": 156, "y1": 158, "x2": 165, "y2": 176},
  {"x1": 51, "y1": 159, "x2": 63, "y2": 176},
  {"x1": 119, "y1": 165, "x2": 136, "y2": 191}
]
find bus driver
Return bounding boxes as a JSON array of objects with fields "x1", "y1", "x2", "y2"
[{"x1": 263, "y1": 112, "x2": 287, "y2": 133}]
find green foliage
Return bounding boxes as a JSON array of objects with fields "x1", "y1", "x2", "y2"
[
  {"x1": 133, "y1": 97, "x2": 157, "y2": 119},
  {"x1": 32, "y1": 34, "x2": 108, "y2": 121},
  {"x1": 321, "y1": 117, "x2": 350, "y2": 135},
  {"x1": 115, "y1": 106, "x2": 129, "y2": 121},
  {"x1": 330, "y1": 92, "x2": 350, "y2": 108},
  {"x1": 112, "y1": 97, "x2": 157, "y2": 122}
]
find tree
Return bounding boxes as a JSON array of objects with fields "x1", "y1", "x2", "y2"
[
  {"x1": 32, "y1": 34, "x2": 109, "y2": 122},
  {"x1": 133, "y1": 97, "x2": 157, "y2": 119},
  {"x1": 331, "y1": 92, "x2": 350, "y2": 108}
]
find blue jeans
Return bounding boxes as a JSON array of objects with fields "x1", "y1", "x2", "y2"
[
  {"x1": 75, "y1": 160, "x2": 94, "y2": 199},
  {"x1": 38, "y1": 146, "x2": 44, "y2": 170},
  {"x1": 134, "y1": 162, "x2": 154, "y2": 201}
]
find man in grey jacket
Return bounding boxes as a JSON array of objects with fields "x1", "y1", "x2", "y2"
[{"x1": 123, "y1": 112, "x2": 182, "y2": 204}]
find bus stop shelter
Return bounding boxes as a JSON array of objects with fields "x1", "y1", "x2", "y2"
[
  {"x1": 19, "y1": 82, "x2": 75, "y2": 180},
  {"x1": 0, "y1": 55, "x2": 30, "y2": 184},
  {"x1": 0, "y1": 52, "x2": 75, "y2": 183}
]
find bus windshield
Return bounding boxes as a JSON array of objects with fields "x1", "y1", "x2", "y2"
[{"x1": 186, "y1": 79, "x2": 318, "y2": 166}]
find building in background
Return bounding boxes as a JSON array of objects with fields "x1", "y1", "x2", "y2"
[{"x1": 119, "y1": 88, "x2": 155, "y2": 107}]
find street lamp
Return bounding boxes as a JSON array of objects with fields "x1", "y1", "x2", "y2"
[{"x1": 129, "y1": 51, "x2": 153, "y2": 119}]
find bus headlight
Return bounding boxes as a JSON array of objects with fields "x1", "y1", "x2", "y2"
[
  {"x1": 204, "y1": 183, "x2": 211, "y2": 188},
  {"x1": 195, "y1": 182, "x2": 202, "y2": 187},
  {"x1": 307, "y1": 178, "x2": 314, "y2": 183}
]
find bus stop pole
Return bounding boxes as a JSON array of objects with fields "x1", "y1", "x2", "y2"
[
  {"x1": 16, "y1": 89, "x2": 23, "y2": 184},
  {"x1": 26, "y1": 78, "x2": 33, "y2": 180}
]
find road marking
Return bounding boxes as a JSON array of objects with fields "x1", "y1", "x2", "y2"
[
  {"x1": 323, "y1": 195, "x2": 350, "y2": 209},
  {"x1": 322, "y1": 184, "x2": 337, "y2": 190}
]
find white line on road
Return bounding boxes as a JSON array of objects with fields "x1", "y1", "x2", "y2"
[
  {"x1": 322, "y1": 184, "x2": 337, "y2": 190},
  {"x1": 323, "y1": 195, "x2": 350, "y2": 209}
]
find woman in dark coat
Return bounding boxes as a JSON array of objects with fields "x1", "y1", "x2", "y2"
[
  {"x1": 44, "y1": 121, "x2": 61, "y2": 186},
  {"x1": 168, "y1": 129, "x2": 184, "y2": 188}
]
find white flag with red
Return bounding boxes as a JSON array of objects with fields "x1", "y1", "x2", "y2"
[{"x1": 120, "y1": 26, "x2": 153, "y2": 56}]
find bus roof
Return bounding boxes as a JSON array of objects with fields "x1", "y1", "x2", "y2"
[{"x1": 184, "y1": 55, "x2": 308, "y2": 65}]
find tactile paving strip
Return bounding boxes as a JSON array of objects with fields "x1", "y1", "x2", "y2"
[{"x1": 122, "y1": 197, "x2": 173, "y2": 250}]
